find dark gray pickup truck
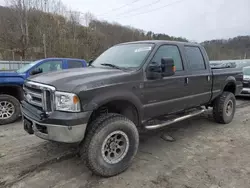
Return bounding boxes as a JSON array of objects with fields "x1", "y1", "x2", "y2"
[{"x1": 21, "y1": 40, "x2": 243, "y2": 177}]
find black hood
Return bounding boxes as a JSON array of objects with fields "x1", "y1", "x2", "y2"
[{"x1": 28, "y1": 67, "x2": 129, "y2": 92}]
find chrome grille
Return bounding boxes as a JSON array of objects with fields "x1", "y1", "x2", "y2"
[{"x1": 23, "y1": 81, "x2": 56, "y2": 113}]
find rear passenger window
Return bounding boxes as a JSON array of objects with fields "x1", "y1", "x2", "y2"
[
  {"x1": 184, "y1": 46, "x2": 206, "y2": 70},
  {"x1": 151, "y1": 45, "x2": 183, "y2": 71},
  {"x1": 68, "y1": 60, "x2": 83, "y2": 68}
]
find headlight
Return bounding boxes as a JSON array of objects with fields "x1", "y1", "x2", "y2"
[{"x1": 55, "y1": 91, "x2": 81, "y2": 112}]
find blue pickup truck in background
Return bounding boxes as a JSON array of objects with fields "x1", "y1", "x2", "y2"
[{"x1": 0, "y1": 58, "x2": 87, "y2": 125}]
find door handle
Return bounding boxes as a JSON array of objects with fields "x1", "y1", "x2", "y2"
[
  {"x1": 207, "y1": 75, "x2": 211, "y2": 81},
  {"x1": 185, "y1": 77, "x2": 189, "y2": 84}
]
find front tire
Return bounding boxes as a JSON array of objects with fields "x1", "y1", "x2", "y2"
[
  {"x1": 80, "y1": 113, "x2": 139, "y2": 177},
  {"x1": 0, "y1": 94, "x2": 20, "y2": 125},
  {"x1": 213, "y1": 92, "x2": 236, "y2": 124}
]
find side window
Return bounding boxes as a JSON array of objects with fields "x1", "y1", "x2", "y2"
[
  {"x1": 68, "y1": 60, "x2": 83, "y2": 69},
  {"x1": 151, "y1": 45, "x2": 183, "y2": 71},
  {"x1": 184, "y1": 46, "x2": 206, "y2": 70},
  {"x1": 36, "y1": 61, "x2": 63, "y2": 73}
]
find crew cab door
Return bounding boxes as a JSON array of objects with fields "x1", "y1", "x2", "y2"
[
  {"x1": 183, "y1": 45, "x2": 212, "y2": 107},
  {"x1": 143, "y1": 44, "x2": 190, "y2": 120}
]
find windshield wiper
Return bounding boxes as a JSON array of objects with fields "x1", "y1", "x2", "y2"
[{"x1": 100, "y1": 63, "x2": 123, "y2": 70}]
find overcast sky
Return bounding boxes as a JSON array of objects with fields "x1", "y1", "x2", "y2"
[{"x1": 1, "y1": 0, "x2": 249, "y2": 42}]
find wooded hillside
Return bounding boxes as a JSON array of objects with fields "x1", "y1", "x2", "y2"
[
  {"x1": 0, "y1": 0, "x2": 187, "y2": 61},
  {"x1": 202, "y1": 36, "x2": 250, "y2": 60},
  {"x1": 0, "y1": 0, "x2": 249, "y2": 61}
]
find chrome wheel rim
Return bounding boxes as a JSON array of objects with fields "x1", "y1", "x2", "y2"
[
  {"x1": 0, "y1": 101, "x2": 15, "y2": 120},
  {"x1": 225, "y1": 100, "x2": 233, "y2": 116},
  {"x1": 101, "y1": 130, "x2": 129, "y2": 164}
]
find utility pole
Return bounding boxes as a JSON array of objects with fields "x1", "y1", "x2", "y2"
[
  {"x1": 44, "y1": 0, "x2": 48, "y2": 12},
  {"x1": 42, "y1": 0, "x2": 48, "y2": 58},
  {"x1": 12, "y1": 51, "x2": 15, "y2": 61},
  {"x1": 43, "y1": 33, "x2": 47, "y2": 58}
]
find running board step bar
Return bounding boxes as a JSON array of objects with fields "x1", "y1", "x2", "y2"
[{"x1": 144, "y1": 108, "x2": 205, "y2": 130}]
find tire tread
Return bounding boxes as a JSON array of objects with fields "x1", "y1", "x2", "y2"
[
  {"x1": 213, "y1": 91, "x2": 235, "y2": 124},
  {"x1": 0, "y1": 94, "x2": 20, "y2": 125},
  {"x1": 80, "y1": 113, "x2": 138, "y2": 177}
]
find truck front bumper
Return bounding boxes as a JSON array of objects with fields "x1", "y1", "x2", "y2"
[
  {"x1": 21, "y1": 101, "x2": 92, "y2": 143},
  {"x1": 240, "y1": 87, "x2": 250, "y2": 96}
]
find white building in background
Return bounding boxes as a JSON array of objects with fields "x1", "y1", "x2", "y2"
[{"x1": 0, "y1": 61, "x2": 30, "y2": 70}]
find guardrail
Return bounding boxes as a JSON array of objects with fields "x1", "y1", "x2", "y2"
[{"x1": 0, "y1": 61, "x2": 31, "y2": 70}]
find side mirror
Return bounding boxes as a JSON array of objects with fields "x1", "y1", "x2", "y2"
[
  {"x1": 30, "y1": 68, "x2": 43, "y2": 75},
  {"x1": 146, "y1": 62, "x2": 163, "y2": 80},
  {"x1": 161, "y1": 57, "x2": 175, "y2": 77},
  {"x1": 146, "y1": 57, "x2": 175, "y2": 80},
  {"x1": 88, "y1": 59, "x2": 94, "y2": 66}
]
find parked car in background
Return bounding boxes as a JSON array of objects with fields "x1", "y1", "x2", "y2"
[
  {"x1": 240, "y1": 66, "x2": 250, "y2": 96},
  {"x1": 210, "y1": 62, "x2": 222, "y2": 68},
  {"x1": 210, "y1": 61, "x2": 236, "y2": 69},
  {"x1": 210, "y1": 59, "x2": 250, "y2": 70},
  {"x1": 235, "y1": 61, "x2": 250, "y2": 69},
  {"x1": 0, "y1": 58, "x2": 87, "y2": 125}
]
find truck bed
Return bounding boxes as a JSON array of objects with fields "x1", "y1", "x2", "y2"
[{"x1": 212, "y1": 68, "x2": 243, "y2": 100}]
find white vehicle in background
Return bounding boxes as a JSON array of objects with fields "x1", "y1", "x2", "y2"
[
  {"x1": 235, "y1": 61, "x2": 250, "y2": 69},
  {"x1": 241, "y1": 66, "x2": 250, "y2": 96},
  {"x1": 210, "y1": 61, "x2": 236, "y2": 68},
  {"x1": 210, "y1": 59, "x2": 250, "y2": 70}
]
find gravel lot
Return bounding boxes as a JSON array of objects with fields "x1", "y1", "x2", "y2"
[{"x1": 1, "y1": 97, "x2": 250, "y2": 188}]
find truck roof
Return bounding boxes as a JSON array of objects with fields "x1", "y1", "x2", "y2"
[
  {"x1": 38, "y1": 57, "x2": 86, "y2": 61},
  {"x1": 118, "y1": 40, "x2": 200, "y2": 47}
]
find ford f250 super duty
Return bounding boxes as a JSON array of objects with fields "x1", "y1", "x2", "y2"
[
  {"x1": 21, "y1": 41, "x2": 243, "y2": 177},
  {"x1": 0, "y1": 58, "x2": 86, "y2": 125}
]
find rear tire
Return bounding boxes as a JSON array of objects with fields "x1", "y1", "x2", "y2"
[
  {"x1": 0, "y1": 94, "x2": 20, "y2": 125},
  {"x1": 80, "y1": 113, "x2": 139, "y2": 177},
  {"x1": 213, "y1": 92, "x2": 236, "y2": 124}
]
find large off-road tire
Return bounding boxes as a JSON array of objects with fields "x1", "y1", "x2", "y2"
[
  {"x1": 0, "y1": 94, "x2": 21, "y2": 125},
  {"x1": 80, "y1": 113, "x2": 139, "y2": 177},
  {"x1": 213, "y1": 92, "x2": 236, "y2": 124}
]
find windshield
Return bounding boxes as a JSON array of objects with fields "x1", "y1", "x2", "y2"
[
  {"x1": 243, "y1": 67, "x2": 250, "y2": 75},
  {"x1": 16, "y1": 60, "x2": 41, "y2": 73},
  {"x1": 92, "y1": 43, "x2": 154, "y2": 69}
]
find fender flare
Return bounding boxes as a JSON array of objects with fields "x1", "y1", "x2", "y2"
[
  {"x1": 0, "y1": 84, "x2": 23, "y2": 100},
  {"x1": 223, "y1": 76, "x2": 236, "y2": 91},
  {"x1": 83, "y1": 90, "x2": 143, "y2": 122}
]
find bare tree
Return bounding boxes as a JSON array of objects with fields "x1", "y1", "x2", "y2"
[
  {"x1": 1, "y1": 0, "x2": 31, "y2": 59},
  {"x1": 0, "y1": 0, "x2": 190, "y2": 61}
]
